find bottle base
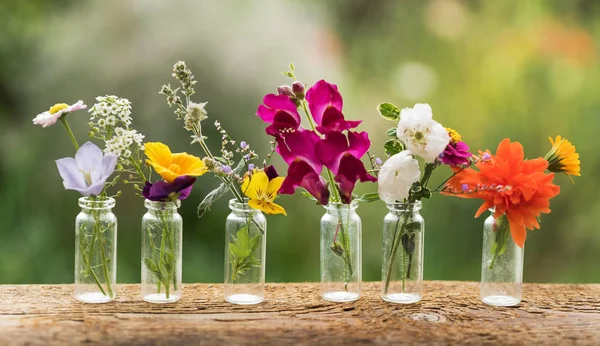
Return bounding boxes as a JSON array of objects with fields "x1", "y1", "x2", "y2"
[
  {"x1": 225, "y1": 293, "x2": 264, "y2": 305},
  {"x1": 75, "y1": 292, "x2": 114, "y2": 304},
  {"x1": 322, "y1": 291, "x2": 360, "y2": 302},
  {"x1": 143, "y1": 293, "x2": 181, "y2": 304},
  {"x1": 482, "y1": 295, "x2": 521, "y2": 307},
  {"x1": 382, "y1": 293, "x2": 421, "y2": 304}
]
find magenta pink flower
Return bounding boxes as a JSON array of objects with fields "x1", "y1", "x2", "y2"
[
  {"x1": 305, "y1": 80, "x2": 361, "y2": 134},
  {"x1": 316, "y1": 131, "x2": 377, "y2": 203},
  {"x1": 277, "y1": 131, "x2": 330, "y2": 204},
  {"x1": 256, "y1": 94, "x2": 302, "y2": 136},
  {"x1": 440, "y1": 141, "x2": 472, "y2": 166}
]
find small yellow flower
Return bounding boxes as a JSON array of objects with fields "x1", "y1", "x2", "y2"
[
  {"x1": 446, "y1": 127, "x2": 462, "y2": 144},
  {"x1": 242, "y1": 170, "x2": 286, "y2": 215},
  {"x1": 145, "y1": 142, "x2": 207, "y2": 183},
  {"x1": 545, "y1": 136, "x2": 581, "y2": 180}
]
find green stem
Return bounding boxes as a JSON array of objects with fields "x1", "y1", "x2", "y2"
[
  {"x1": 383, "y1": 212, "x2": 409, "y2": 295},
  {"x1": 60, "y1": 117, "x2": 80, "y2": 151},
  {"x1": 92, "y1": 206, "x2": 113, "y2": 298},
  {"x1": 80, "y1": 228, "x2": 107, "y2": 296}
]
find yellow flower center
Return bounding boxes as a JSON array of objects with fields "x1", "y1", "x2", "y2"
[
  {"x1": 446, "y1": 127, "x2": 462, "y2": 144},
  {"x1": 168, "y1": 163, "x2": 181, "y2": 174},
  {"x1": 49, "y1": 103, "x2": 69, "y2": 114}
]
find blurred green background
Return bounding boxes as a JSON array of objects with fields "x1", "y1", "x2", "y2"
[{"x1": 0, "y1": 0, "x2": 597, "y2": 285}]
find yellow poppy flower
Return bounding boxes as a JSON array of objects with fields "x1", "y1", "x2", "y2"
[
  {"x1": 242, "y1": 170, "x2": 286, "y2": 215},
  {"x1": 145, "y1": 142, "x2": 207, "y2": 183},
  {"x1": 544, "y1": 136, "x2": 581, "y2": 180}
]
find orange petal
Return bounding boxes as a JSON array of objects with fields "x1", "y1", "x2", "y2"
[{"x1": 506, "y1": 212, "x2": 526, "y2": 248}]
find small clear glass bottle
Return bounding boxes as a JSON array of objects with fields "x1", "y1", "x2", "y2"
[
  {"x1": 141, "y1": 199, "x2": 183, "y2": 303},
  {"x1": 74, "y1": 197, "x2": 117, "y2": 303},
  {"x1": 381, "y1": 201, "x2": 424, "y2": 304},
  {"x1": 320, "y1": 201, "x2": 361, "y2": 302},
  {"x1": 224, "y1": 199, "x2": 267, "y2": 305},
  {"x1": 481, "y1": 210, "x2": 524, "y2": 306}
]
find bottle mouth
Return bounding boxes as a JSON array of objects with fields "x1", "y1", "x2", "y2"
[
  {"x1": 144, "y1": 199, "x2": 181, "y2": 210},
  {"x1": 386, "y1": 200, "x2": 423, "y2": 211},
  {"x1": 78, "y1": 197, "x2": 116, "y2": 209},
  {"x1": 323, "y1": 200, "x2": 359, "y2": 211},
  {"x1": 229, "y1": 198, "x2": 257, "y2": 212}
]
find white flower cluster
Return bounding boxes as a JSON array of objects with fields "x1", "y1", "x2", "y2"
[
  {"x1": 89, "y1": 95, "x2": 133, "y2": 127},
  {"x1": 104, "y1": 127, "x2": 145, "y2": 158}
]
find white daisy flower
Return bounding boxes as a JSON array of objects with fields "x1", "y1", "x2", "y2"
[
  {"x1": 32, "y1": 101, "x2": 87, "y2": 128},
  {"x1": 378, "y1": 150, "x2": 421, "y2": 203},
  {"x1": 396, "y1": 103, "x2": 449, "y2": 163}
]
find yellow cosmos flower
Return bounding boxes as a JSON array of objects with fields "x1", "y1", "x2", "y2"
[
  {"x1": 544, "y1": 136, "x2": 581, "y2": 180},
  {"x1": 242, "y1": 170, "x2": 286, "y2": 215},
  {"x1": 145, "y1": 142, "x2": 207, "y2": 183}
]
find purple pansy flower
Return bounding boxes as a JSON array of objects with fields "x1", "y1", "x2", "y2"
[
  {"x1": 55, "y1": 142, "x2": 118, "y2": 196},
  {"x1": 143, "y1": 176, "x2": 197, "y2": 202}
]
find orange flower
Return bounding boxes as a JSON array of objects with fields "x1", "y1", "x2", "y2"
[
  {"x1": 145, "y1": 142, "x2": 207, "y2": 183},
  {"x1": 443, "y1": 139, "x2": 560, "y2": 248}
]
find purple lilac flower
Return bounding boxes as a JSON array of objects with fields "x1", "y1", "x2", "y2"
[
  {"x1": 461, "y1": 184, "x2": 469, "y2": 192},
  {"x1": 55, "y1": 142, "x2": 117, "y2": 196},
  {"x1": 375, "y1": 157, "x2": 383, "y2": 165},
  {"x1": 222, "y1": 165, "x2": 232, "y2": 174},
  {"x1": 143, "y1": 176, "x2": 196, "y2": 202},
  {"x1": 248, "y1": 163, "x2": 255, "y2": 171},
  {"x1": 240, "y1": 141, "x2": 247, "y2": 149}
]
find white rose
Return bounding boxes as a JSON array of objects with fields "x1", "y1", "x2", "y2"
[
  {"x1": 378, "y1": 150, "x2": 421, "y2": 203},
  {"x1": 396, "y1": 103, "x2": 449, "y2": 163}
]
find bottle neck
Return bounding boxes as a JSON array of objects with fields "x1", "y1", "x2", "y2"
[
  {"x1": 145, "y1": 199, "x2": 181, "y2": 213},
  {"x1": 79, "y1": 197, "x2": 115, "y2": 213},
  {"x1": 229, "y1": 199, "x2": 262, "y2": 217},
  {"x1": 324, "y1": 202, "x2": 359, "y2": 217},
  {"x1": 386, "y1": 201, "x2": 422, "y2": 214}
]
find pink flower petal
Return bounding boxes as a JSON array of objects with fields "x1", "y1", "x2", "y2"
[{"x1": 305, "y1": 80, "x2": 343, "y2": 126}]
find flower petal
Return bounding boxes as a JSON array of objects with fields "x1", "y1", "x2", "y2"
[
  {"x1": 276, "y1": 130, "x2": 322, "y2": 173},
  {"x1": 267, "y1": 176, "x2": 285, "y2": 201},
  {"x1": 280, "y1": 159, "x2": 330, "y2": 205},
  {"x1": 315, "y1": 107, "x2": 361, "y2": 134},
  {"x1": 56, "y1": 158, "x2": 86, "y2": 190},
  {"x1": 101, "y1": 153, "x2": 118, "y2": 178},
  {"x1": 243, "y1": 171, "x2": 269, "y2": 200},
  {"x1": 171, "y1": 153, "x2": 207, "y2": 176},
  {"x1": 144, "y1": 142, "x2": 173, "y2": 168},
  {"x1": 248, "y1": 199, "x2": 287, "y2": 215},
  {"x1": 75, "y1": 142, "x2": 103, "y2": 173},
  {"x1": 305, "y1": 80, "x2": 343, "y2": 126}
]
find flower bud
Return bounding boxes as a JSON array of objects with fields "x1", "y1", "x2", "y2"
[
  {"x1": 277, "y1": 85, "x2": 294, "y2": 97},
  {"x1": 292, "y1": 81, "x2": 305, "y2": 99}
]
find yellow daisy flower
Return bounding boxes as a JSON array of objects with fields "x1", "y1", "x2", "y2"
[
  {"x1": 242, "y1": 170, "x2": 286, "y2": 215},
  {"x1": 544, "y1": 136, "x2": 581, "y2": 180}
]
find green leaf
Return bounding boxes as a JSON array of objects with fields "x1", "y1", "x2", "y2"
[
  {"x1": 282, "y1": 71, "x2": 294, "y2": 78},
  {"x1": 355, "y1": 192, "x2": 380, "y2": 203},
  {"x1": 197, "y1": 159, "x2": 246, "y2": 218},
  {"x1": 228, "y1": 226, "x2": 263, "y2": 282},
  {"x1": 386, "y1": 127, "x2": 397, "y2": 137},
  {"x1": 300, "y1": 189, "x2": 317, "y2": 202},
  {"x1": 405, "y1": 221, "x2": 421, "y2": 232},
  {"x1": 289, "y1": 62, "x2": 295, "y2": 72},
  {"x1": 377, "y1": 103, "x2": 400, "y2": 121},
  {"x1": 384, "y1": 139, "x2": 404, "y2": 157}
]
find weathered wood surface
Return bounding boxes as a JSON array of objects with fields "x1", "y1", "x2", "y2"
[{"x1": 0, "y1": 281, "x2": 599, "y2": 345}]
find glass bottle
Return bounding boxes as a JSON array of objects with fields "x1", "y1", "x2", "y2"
[
  {"x1": 224, "y1": 199, "x2": 267, "y2": 305},
  {"x1": 381, "y1": 201, "x2": 424, "y2": 304},
  {"x1": 320, "y1": 201, "x2": 361, "y2": 302},
  {"x1": 480, "y1": 210, "x2": 524, "y2": 306},
  {"x1": 74, "y1": 197, "x2": 117, "y2": 303},
  {"x1": 141, "y1": 199, "x2": 183, "y2": 303}
]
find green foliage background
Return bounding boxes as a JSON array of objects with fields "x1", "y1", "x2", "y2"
[{"x1": 0, "y1": 0, "x2": 597, "y2": 284}]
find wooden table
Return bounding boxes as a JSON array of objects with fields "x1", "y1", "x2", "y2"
[{"x1": 1, "y1": 281, "x2": 598, "y2": 345}]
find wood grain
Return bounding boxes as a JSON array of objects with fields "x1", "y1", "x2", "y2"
[{"x1": 0, "y1": 281, "x2": 599, "y2": 345}]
